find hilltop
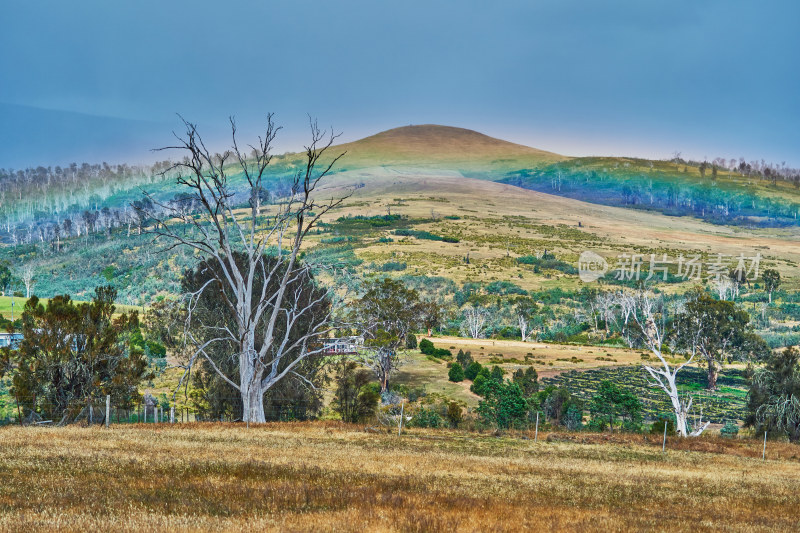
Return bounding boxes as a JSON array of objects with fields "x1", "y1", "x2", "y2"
[{"x1": 325, "y1": 124, "x2": 566, "y2": 172}]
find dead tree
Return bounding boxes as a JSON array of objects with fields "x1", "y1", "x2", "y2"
[{"x1": 141, "y1": 115, "x2": 348, "y2": 423}]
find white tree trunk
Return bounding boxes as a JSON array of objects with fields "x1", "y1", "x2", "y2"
[{"x1": 518, "y1": 316, "x2": 529, "y2": 342}]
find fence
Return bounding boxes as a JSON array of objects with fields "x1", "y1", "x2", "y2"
[
  {"x1": 0, "y1": 394, "x2": 321, "y2": 427},
  {"x1": 0, "y1": 396, "x2": 784, "y2": 460}
]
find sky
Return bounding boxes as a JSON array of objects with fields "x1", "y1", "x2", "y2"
[{"x1": 1, "y1": 0, "x2": 798, "y2": 169}]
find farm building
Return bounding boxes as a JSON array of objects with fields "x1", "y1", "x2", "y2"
[
  {"x1": 0, "y1": 332, "x2": 23, "y2": 349},
  {"x1": 323, "y1": 336, "x2": 363, "y2": 354}
]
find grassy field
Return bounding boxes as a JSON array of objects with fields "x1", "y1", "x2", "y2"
[
  {"x1": 311, "y1": 169, "x2": 800, "y2": 290},
  {"x1": 0, "y1": 295, "x2": 140, "y2": 320},
  {"x1": 0, "y1": 423, "x2": 798, "y2": 531}
]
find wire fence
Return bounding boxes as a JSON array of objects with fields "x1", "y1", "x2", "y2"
[{"x1": 0, "y1": 394, "x2": 323, "y2": 427}]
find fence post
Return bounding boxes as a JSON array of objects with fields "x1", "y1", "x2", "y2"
[
  {"x1": 398, "y1": 400, "x2": 405, "y2": 436},
  {"x1": 662, "y1": 421, "x2": 668, "y2": 452},
  {"x1": 105, "y1": 395, "x2": 110, "y2": 428},
  {"x1": 763, "y1": 431, "x2": 767, "y2": 461},
  {"x1": 534, "y1": 412, "x2": 539, "y2": 442}
]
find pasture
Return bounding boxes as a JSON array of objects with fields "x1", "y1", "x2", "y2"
[{"x1": 0, "y1": 423, "x2": 798, "y2": 531}]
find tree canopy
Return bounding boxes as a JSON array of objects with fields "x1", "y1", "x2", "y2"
[{"x1": 0, "y1": 286, "x2": 150, "y2": 424}]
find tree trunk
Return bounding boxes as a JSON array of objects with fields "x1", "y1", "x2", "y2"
[
  {"x1": 707, "y1": 359, "x2": 718, "y2": 390},
  {"x1": 674, "y1": 408, "x2": 688, "y2": 438},
  {"x1": 241, "y1": 380, "x2": 266, "y2": 423},
  {"x1": 380, "y1": 371, "x2": 389, "y2": 393}
]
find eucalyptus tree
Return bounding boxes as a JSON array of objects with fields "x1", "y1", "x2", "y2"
[
  {"x1": 351, "y1": 278, "x2": 425, "y2": 392},
  {"x1": 621, "y1": 290, "x2": 709, "y2": 437},
  {"x1": 462, "y1": 305, "x2": 489, "y2": 339},
  {"x1": 514, "y1": 297, "x2": 538, "y2": 342},
  {"x1": 673, "y1": 292, "x2": 754, "y2": 390},
  {"x1": 746, "y1": 346, "x2": 800, "y2": 442},
  {"x1": 140, "y1": 115, "x2": 347, "y2": 423},
  {"x1": 762, "y1": 269, "x2": 781, "y2": 304}
]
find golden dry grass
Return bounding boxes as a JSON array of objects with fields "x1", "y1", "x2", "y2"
[
  {"x1": 1, "y1": 423, "x2": 799, "y2": 532},
  {"x1": 311, "y1": 169, "x2": 800, "y2": 289}
]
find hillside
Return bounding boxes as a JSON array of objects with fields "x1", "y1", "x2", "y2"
[
  {"x1": 2, "y1": 124, "x2": 799, "y2": 249},
  {"x1": 324, "y1": 124, "x2": 567, "y2": 173},
  {"x1": 502, "y1": 156, "x2": 800, "y2": 226}
]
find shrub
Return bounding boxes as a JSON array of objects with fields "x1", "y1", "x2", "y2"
[
  {"x1": 434, "y1": 348, "x2": 452, "y2": 359},
  {"x1": 588, "y1": 380, "x2": 642, "y2": 432},
  {"x1": 456, "y1": 349, "x2": 473, "y2": 370},
  {"x1": 446, "y1": 402, "x2": 463, "y2": 427},
  {"x1": 490, "y1": 365, "x2": 505, "y2": 382},
  {"x1": 394, "y1": 229, "x2": 459, "y2": 243},
  {"x1": 419, "y1": 338, "x2": 451, "y2": 359},
  {"x1": 464, "y1": 361, "x2": 483, "y2": 381},
  {"x1": 485, "y1": 280, "x2": 527, "y2": 296},
  {"x1": 539, "y1": 385, "x2": 584, "y2": 429},
  {"x1": 409, "y1": 406, "x2": 443, "y2": 428},
  {"x1": 477, "y1": 381, "x2": 530, "y2": 429},
  {"x1": 405, "y1": 333, "x2": 418, "y2": 350},
  {"x1": 419, "y1": 338, "x2": 435, "y2": 355},
  {"x1": 563, "y1": 405, "x2": 584, "y2": 430},
  {"x1": 332, "y1": 362, "x2": 380, "y2": 423},
  {"x1": 720, "y1": 420, "x2": 739, "y2": 438},
  {"x1": 471, "y1": 374, "x2": 489, "y2": 396},
  {"x1": 586, "y1": 417, "x2": 607, "y2": 432},
  {"x1": 650, "y1": 415, "x2": 676, "y2": 436},
  {"x1": 146, "y1": 341, "x2": 167, "y2": 358},
  {"x1": 379, "y1": 261, "x2": 407, "y2": 272},
  {"x1": 512, "y1": 367, "x2": 538, "y2": 396},
  {"x1": 448, "y1": 363, "x2": 465, "y2": 382}
]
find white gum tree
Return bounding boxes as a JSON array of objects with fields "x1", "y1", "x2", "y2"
[
  {"x1": 141, "y1": 115, "x2": 347, "y2": 423},
  {"x1": 622, "y1": 290, "x2": 709, "y2": 437}
]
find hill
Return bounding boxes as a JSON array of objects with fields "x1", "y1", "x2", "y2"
[
  {"x1": 325, "y1": 124, "x2": 567, "y2": 173},
  {"x1": 2, "y1": 123, "x2": 799, "y2": 247}
]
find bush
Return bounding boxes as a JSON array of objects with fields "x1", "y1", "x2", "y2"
[
  {"x1": 447, "y1": 402, "x2": 462, "y2": 427},
  {"x1": 470, "y1": 374, "x2": 489, "y2": 396},
  {"x1": 464, "y1": 361, "x2": 482, "y2": 381},
  {"x1": 146, "y1": 340, "x2": 167, "y2": 358},
  {"x1": 650, "y1": 415, "x2": 676, "y2": 436},
  {"x1": 586, "y1": 417, "x2": 607, "y2": 432},
  {"x1": 563, "y1": 405, "x2": 584, "y2": 430},
  {"x1": 490, "y1": 365, "x2": 505, "y2": 382},
  {"x1": 333, "y1": 361, "x2": 380, "y2": 423},
  {"x1": 512, "y1": 367, "x2": 538, "y2": 396},
  {"x1": 405, "y1": 333, "x2": 418, "y2": 350},
  {"x1": 448, "y1": 363, "x2": 465, "y2": 382},
  {"x1": 477, "y1": 381, "x2": 530, "y2": 429},
  {"x1": 456, "y1": 349, "x2": 473, "y2": 370},
  {"x1": 419, "y1": 338, "x2": 435, "y2": 355},
  {"x1": 720, "y1": 420, "x2": 739, "y2": 438},
  {"x1": 379, "y1": 261, "x2": 407, "y2": 272},
  {"x1": 433, "y1": 348, "x2": 452, "y2": 359},
  {"x1": 409, "y1": 406, "x2": 443, "y2": 428},
  {"x1": 419, "y1": 338, "x2": 452, "y2": 359}
]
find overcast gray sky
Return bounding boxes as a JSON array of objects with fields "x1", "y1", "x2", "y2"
[{"x1": 1, "y1": 0, "x2": 798, "y2": 168}]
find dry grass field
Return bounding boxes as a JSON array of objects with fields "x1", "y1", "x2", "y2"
[
  {"x1": 1, "y1": 423, "x2": 799, "y2": 532},
  {"x1": 308, "y1": 168, "x2": 800, "y2": 289}
]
